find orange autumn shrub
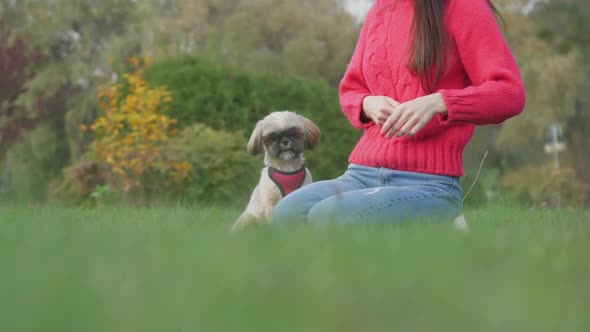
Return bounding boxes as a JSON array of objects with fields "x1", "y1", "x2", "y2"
[{"x1": 89, "y1": 56, "x2": 192, "y2": 197}]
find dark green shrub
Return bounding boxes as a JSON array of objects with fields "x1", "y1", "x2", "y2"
[
  {"x1": 144, "y1": 56, "x2": 361, "y2": 181},
  {"x1": 164, "y1": 123, "x2": 260, "y2": 204}
]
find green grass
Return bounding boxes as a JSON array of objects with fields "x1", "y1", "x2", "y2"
[{"x1": 1, "y1": 206, "x2": 589, "y2": 332}]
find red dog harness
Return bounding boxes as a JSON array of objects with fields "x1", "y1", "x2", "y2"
[{"x1": 268, "y1": 167, "x2": 306, "y2": 197}]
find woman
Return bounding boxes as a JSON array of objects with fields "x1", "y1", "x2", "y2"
[{"x1": 272, "y1": 0, "x2": 526, "y2": 225}]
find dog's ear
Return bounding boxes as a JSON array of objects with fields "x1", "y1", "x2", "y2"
[
  {"x1": 299, "y1": 116, "x2": 321, "y2": 149},
  {"x1": 247, "y1": 121, "x2": 264, "y2": 155}
]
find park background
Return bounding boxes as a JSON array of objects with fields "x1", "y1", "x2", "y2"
[
  {"x1": 1, "y1": 0, "x2": 589, "y2": 208},
  {"x1": 1, "y1": 1, "x2": 590, "y2": 331}
]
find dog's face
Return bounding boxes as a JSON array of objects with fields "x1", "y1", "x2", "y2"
[
  {"x1": 247, "y1": 111, "x2": 320, "y2": 161},
  {"x1": 261, "y1": 126, "x2": 305, "y2": 160}
]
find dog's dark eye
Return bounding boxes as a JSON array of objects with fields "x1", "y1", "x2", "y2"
[
  {"x1": 263, "y1": 134, "x2": 277, "y2": 144},
  {"x1": 283, "y1": 128, "x2": 303, "y2": 139},
  {"x1": 292, "y1": 131, "x2": 304, "y2": 139}
]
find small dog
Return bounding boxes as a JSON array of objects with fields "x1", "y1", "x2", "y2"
[{"x1": 232, "y1": 111, "x2": 320, "y2": 231}]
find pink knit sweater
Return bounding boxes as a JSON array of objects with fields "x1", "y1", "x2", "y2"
[{"x1": 339, "y1": 0, "x2": 526, "y2": 176}]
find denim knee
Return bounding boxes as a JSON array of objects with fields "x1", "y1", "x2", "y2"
[
  {"x1": 271, "y1": 196, "x2": 306, "y2": 225},
  {"x1": 307, "y1": 196, "x2": 350, "y2": 225}
]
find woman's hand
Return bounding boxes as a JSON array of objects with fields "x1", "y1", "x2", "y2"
[
  {"x1": 362, "y1": 96, "x2": 400, "y2": 126},
  {"x1": 381, "y1": 93, "x2": 448, "y2": 138}
]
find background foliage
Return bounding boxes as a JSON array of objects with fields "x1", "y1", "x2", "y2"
[
  {"x1": 0, "y1": 0, "x2": 588, "y2": 207},
  {"x1": 143, "y1": 56, "x2": 361, "y2": 181}
]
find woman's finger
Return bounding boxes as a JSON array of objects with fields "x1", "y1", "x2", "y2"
[
  {"x1": 387, "y1": 107, "x2": 412, "y2": 138},
  {"x1": 385, "y1": 97, "x2": 401, "y2": 108},
  {"x1": 396, "y1": 116, "x2": 420, "y2": 137},
  {"x1": 381, "y1": 106, "x2": 403, "y2": 135}
]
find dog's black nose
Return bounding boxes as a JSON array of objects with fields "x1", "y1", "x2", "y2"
[{"x1": 280, "y1": 138, "x2": 291, "y2": 147}]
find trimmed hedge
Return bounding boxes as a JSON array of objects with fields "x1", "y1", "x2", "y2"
[{"x1": 144, "y1": 56, "x2": 361, "y2": 181}]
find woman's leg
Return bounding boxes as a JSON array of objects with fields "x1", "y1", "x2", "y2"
[
  {"x1": 272, "y1": 164, "x2": 380, "y2": 225},
  {"x1": 307, "y1": 170, "x2": 463, "y2": 225}
]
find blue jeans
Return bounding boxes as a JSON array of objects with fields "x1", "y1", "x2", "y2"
[{"x1": 272, "y1": 164, "x2": 463, "y2": 225}]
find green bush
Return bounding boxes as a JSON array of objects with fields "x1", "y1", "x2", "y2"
[
  {"x1": 47, "y1": 160, "x2": 113, "y2": 207},
  {"x1": 461, "y1": 168, "x2": 502, "y2": 207},
  {"x1": 164, "y1": 123, "x2": 260, "y2": 204},
  {"x1": 47, "y1": 124, "x2": 259, "y2": 206},
  {"x1": 498, "y1": 165, "x2": 588, "y2": 208},
  {"x1": 0, "y1": 124, "x2": 66, "y2": 203},
  {"x1": 144, "y1": 56, "x2": 361, "y2": 181}
]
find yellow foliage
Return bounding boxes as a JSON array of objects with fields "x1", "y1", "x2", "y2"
[{"x1": 90, "y1": 56, "x2": 192, "y2": 193}]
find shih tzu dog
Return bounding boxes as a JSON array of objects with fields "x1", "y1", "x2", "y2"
[{"x1": 232, "y1": 111, "x2": 320, "y2": 231}]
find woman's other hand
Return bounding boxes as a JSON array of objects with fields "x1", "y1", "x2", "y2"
[
  {"x1": 381, "y1": 93, "x2": 448, "y2": 138},
  {"x1": 362, "y1": 96, "x2": 400, "y2": 126}
]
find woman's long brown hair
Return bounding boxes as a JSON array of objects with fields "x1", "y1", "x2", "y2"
[{"x1": 409, "y1": 0, "x2": 501, "y2": 91}]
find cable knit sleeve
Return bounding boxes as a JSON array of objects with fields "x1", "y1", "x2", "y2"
[
  {"x1": 438, "y1": 0, "x2": 526, "y2": 125},
  {"x1": 339, "y1": 14, "x2": 373, "y2": 129}
]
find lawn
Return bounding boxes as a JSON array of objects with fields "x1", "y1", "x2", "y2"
[{"x1": 0, "y1": 205, "x2": 589, "y2": 332}]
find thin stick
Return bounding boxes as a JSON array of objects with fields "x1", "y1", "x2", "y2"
[{"x1": 462, "y1": 151, "x2": 489, "y2": 203}]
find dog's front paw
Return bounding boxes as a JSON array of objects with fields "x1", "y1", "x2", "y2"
[
  {"x1": 231, "y1": 213, "x2": 256, "y2": 232},
  {"x1": 231, "y1": 220, "x2": 247, "y2": 232}
]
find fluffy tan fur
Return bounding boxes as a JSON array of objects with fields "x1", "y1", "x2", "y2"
[{"x1": 232, "y1": 111, "x2": 320, "y2": 231}]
